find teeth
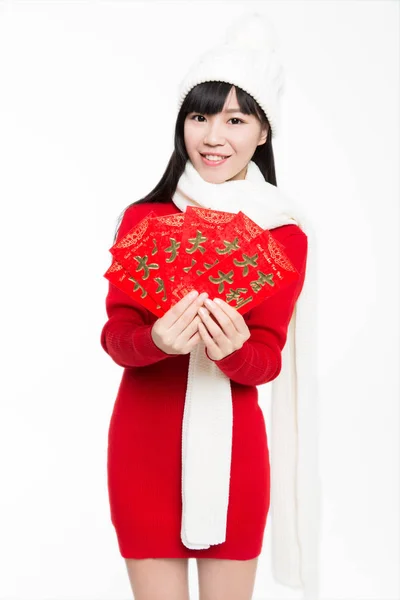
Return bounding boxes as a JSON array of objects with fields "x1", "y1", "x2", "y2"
[{"x1": 203, "y1": 155, "x2": 227, "y2": 161}]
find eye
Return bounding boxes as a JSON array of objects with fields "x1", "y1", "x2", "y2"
[{"x1": 190, "y1": 114, "x2": 244, "y2": 124}]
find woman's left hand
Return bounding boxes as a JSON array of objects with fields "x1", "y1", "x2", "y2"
[{"x1": 197, "y1": 297, "x2": 251, "y2": 361}]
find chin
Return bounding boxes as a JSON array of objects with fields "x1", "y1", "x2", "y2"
[{"x1": 199, "y1": 170, "x2": 230, "y2": 184}]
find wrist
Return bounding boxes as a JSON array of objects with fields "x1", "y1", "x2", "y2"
[{"x1": 205, "y1": 343, "x2": 244, "y2": 363}]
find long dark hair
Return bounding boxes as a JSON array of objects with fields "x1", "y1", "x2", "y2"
[{"x1": 113, "y1": 81, "x2": 277, "y2": 243}]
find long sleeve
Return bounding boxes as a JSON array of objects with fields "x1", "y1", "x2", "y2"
[
  {"x1": 205, "y1": 231, "x2": 308, "y2": 386},
  {"x1": 100, "y1": 204, "x2": 172, "y2": 368}
]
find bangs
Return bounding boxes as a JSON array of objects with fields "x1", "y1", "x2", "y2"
[{"x1": 181, "y1": 81, "x2": 265, "y2": 122}]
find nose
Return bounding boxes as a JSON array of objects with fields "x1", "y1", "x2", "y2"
[{"x1": 203, "y1": 120, "x2": 226, "y2": 146}]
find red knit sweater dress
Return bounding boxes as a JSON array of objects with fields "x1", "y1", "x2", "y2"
[{"x1": 100, "y1": 199, "x2": 308, "y2": 560}]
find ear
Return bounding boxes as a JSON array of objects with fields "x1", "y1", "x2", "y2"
[{"x1": 257, "y1": 123, "x2": 269, "y2": 146}]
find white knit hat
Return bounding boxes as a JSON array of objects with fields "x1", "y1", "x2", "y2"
[{"x1": 177, "y1": 11, "x2": 285, "y2": 138}]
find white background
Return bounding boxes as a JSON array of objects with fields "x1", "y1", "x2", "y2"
[{"x1": 0, "y1": 1, "x2": 398, "y2": 599}]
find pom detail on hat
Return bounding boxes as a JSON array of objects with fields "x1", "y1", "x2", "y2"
[{"x1": 224, "y1": 11, "x2": 279, "y2": 53}]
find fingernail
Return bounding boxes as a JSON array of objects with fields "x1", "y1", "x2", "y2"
[{"x1": 189, "y1": 290, "x2": 198, "y2": 299}]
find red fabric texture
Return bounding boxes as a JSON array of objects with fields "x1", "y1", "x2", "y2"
[{"x1": 101, "y1": 199, "x2": 308, "y2": 560}]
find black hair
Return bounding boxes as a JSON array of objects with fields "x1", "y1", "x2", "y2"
[{"x1": 112, "y1": 81, "x2": 277, "y2": 244}]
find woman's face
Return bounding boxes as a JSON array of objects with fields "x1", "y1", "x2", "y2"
[{"x1": 184, "y1": 86, "x2": 268, "y2": 183}]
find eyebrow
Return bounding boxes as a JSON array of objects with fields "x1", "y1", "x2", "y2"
[{"x1": 190, "y1": 108, "x2": 244, "y2": 115}]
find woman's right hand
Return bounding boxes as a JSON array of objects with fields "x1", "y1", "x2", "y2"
[{"x1": 151, "y1": 290, "x2": 209, "y2": 355}]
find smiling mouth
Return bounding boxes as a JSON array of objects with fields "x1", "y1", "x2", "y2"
[{"x1": 200, "y1": 153, "x2": 231, "y2": 158}]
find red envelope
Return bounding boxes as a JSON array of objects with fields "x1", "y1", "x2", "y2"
[
  {"x1": 109, "y1": 211, "x2": 175, "y2": 309},
  {"x1": 149, "y1": 213, "x2": 185, "y2": 300},
  {"x1": 173, "y1": 206, "x2": 238, "y2": 280},
  {"x1": 171, "y1": 228, "x2": 300, "y2": 315},
  {"x1": 172, "y1": 210, "x2": 264, "y2": 298},
  {"x1": 103, "y1": 259, "x2": 165, "y2": 317},
  {"x1": 110, "y1": 210, "x2": 157, "y2": 265},
  {"x1": 105, "y1": 208, "x2": 301, "y2": 317}
]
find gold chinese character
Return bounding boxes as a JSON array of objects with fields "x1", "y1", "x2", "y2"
[
  {"x1": 233, "y1": 252, "x2": 258, "y2": 276},
  {"x1": 127, "y1": 276, "x2": 147, "y2": 298},
  {"x1": 250, "y1": 271, "x2": 275, "y2": 293},
  {"x1": 186, "y1": 230, "x2": 207, "y2": 254},
  {"x1": 225, "y1": 287, "x2": 253, "y2": 309},
  {"x1": 134, "y1": 255, "x2": 159, "y2": 280},
  {"x1": 226, "y1": 287, "x2": 248, "y2": 303},
  {"x1": 165, "y1": 238, "x2": 180, "y2": 263},
  {"x1": 209, "y1": 270, "x2": 234, "y2": 294},
  {"x1": 215, "y1": 237, "x2": 240, "y2": 255},
  {"x1": 154, "y1": 277, "x2": 167, "y2": 302}
]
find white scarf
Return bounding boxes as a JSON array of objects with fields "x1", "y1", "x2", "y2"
[{"x1": 172, "y1": 159, "x2": 322, "y2": 599}]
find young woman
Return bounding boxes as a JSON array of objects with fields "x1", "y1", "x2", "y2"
[{"x1": 101, "y1": 14, "x2": 313, "y2": 600}]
